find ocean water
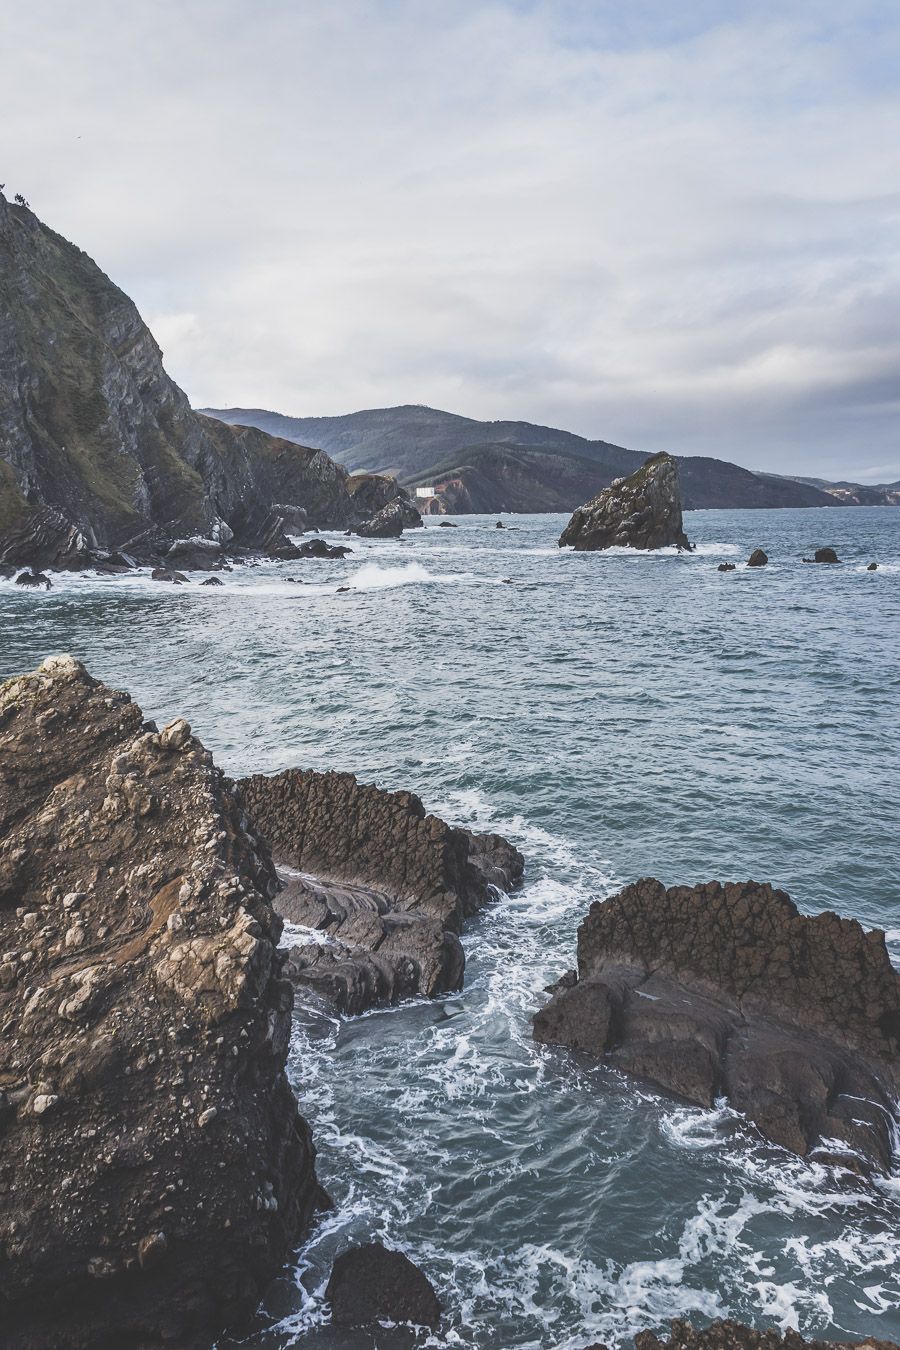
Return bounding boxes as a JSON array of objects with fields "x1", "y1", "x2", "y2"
[{"x1": 1, "y1": 507, "x2": 899, "y2": 1349}]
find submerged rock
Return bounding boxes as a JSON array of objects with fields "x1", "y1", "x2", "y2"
[
  {"x1": 535, "y1": 879, "x2": 900, "y2": 1174},
  {"x1": 628, "y1": 1319, "x2": 899, "y2": 1350},
  {"x1": 14, "y1": 570, "x2": 51, "y2": 589},
  {"x1": 325, "y1": 1243, "x2": 441, "y2": 1328},
  {"x1": 559, "y1": 453, "x2": 692, "y2": 552},
  {"x1": 868, "y1": 562, "x2": 879, "y2": 571},
  {"x1": 150, "y1": 567, "x2": 189, "y2": 583},
  {"x1": 0, "y1": 656, "x2": 324, "y2": 1347},
  {"x1": 717, "y1": 563, "x2": 736, "y2": 573},
  {"x1": 200, "y1": 576, "x2": 224, "y2": 586},
  {"x1": 238, "y1": 768, "x2": 523, "y2": 1014},
  {"x1": 746, "y1": 549, "x2": 768, "y2": 567},
  {"x1": 356, "y1": 496, "x2": 423, "y2": 538}
]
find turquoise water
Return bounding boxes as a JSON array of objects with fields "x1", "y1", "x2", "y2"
[{"x1": 2, "y1": 508, "x2": 899, "y2": 1349}]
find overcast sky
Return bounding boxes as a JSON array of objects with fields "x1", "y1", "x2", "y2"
[{"x1": 4, "y1": 1, "x2": 899, "y2": 479}]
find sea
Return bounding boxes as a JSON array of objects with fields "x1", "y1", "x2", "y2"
[{"x1": 1, "y1": 507, "x2": 898, "y2": 1350}]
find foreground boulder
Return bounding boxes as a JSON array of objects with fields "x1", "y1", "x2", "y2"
[
  {"x1": 535, "y1": 879, "x2": 900, "y2": 1174},
  {"x1": 325, "y1": 1243, "x2": 441, "y2": 1328},
  {"x1": 559, "y1": 453, "x2": 692, "y2": 552},
  {"x1": 0, "y1": 657, "x2": 323, "y2": 1347},
  {"x1": 238, "y1": 769, "x2": 523, "y2": 1014},
  {"x1": 627, "y1": 1320, "x2": 898, "y2": 1350},
  {"x1": 356, "y1": 496, "x2": 423, "y2": 538}
]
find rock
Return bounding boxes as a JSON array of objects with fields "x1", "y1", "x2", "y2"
[
  {"x1": 165, "y1": 537, "x2": 225, "y2": 571},
  {"x1": 717, "y1": 563, "x2": 736, "y2": 573},
  {"x1": 868, "y1": 562, "x2": 879, "y2": 571},
  {"x1": 325, "y1": 1243, "x2": 441, "y2": 1328},
  {"x1": 200, "y1": 576, "x2": 224, "y2": 586},
  {"x1": 534, "y1": 878, "x2": 900, "y2": 1174},
  {"x1": 803, "y1": 547, "x2": 841, "y2": 564},
  {"x1": 746, "y1": 549, "x2": 768, "y2": 567},
  {"x1": 0, "y1": 656, "x2": 325, "y2": 1346},
  {"x1": 495, "y1": 520, "x2": 505, "y2": 528},
  {"x1": 295, "y1": 538, "x2": 353, "y2": 559},
  {"x1": 150, "y1": 567, "x2": 189, "y2": 583},
  {"x1": 238, "y1": 768, "x2": 523, "y2": 1014},
  {"x1": 559, "y1": 453, "x2": 693, "y2": 552},
  {"x1": 632, "y1": 1320, "x2": 899, "y2": 1350},
  {"x1": 438, "y1": 520, "x2": 458, "y2": 527},
  {"x1": 14, "y1": 570, "x2": 51, "y2": 589},
  {"x1": 0, "y1": 508, "x2": 96, "y2": 571},
  {"x1": 357, "y1": 496, "x2": 423, "y2": 538}
]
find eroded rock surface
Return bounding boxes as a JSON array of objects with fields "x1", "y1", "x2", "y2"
[
  {"x1": 559, "y1": 453, "x2": 692, "y2": 552},
  {"x1": 0, "y1": 657, "x2": 323, "y2": 1348},
  {"x1": 325, "y1": 1242, "x2": 441, "y2": 1328},
  {"x1": 356, "y1": 496, "x2": 423, "y2": 537},
  {"x1": 535, "y1": 879, "x2": 900, "y2": 1174},
  {"x1": 238, "y1": 768, "x2": 523, "y2": 1014}
]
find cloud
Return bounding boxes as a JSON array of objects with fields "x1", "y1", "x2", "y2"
[{"x1": 2, "y1": 0, "x2": 899, "y2": 477}]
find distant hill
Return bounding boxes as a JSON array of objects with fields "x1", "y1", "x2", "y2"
[
  {"x1": 200, "y1": 405, "x2": 845, "y2": 512},
  {"x1": 773, "y1": 474, "x2": 900, "y2": 506}
]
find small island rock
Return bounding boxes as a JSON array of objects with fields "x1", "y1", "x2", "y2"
[
  {"x1": 746, "y1": 549, "x2": 768, "y2": 567},
  {"x1": 559, "y1": 453, "x2": 692, "y2": 552}
]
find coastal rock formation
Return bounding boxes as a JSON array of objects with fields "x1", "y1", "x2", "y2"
[
  {"x1": 747, "y1": 549, "x2": 768, "y2": 567},
  {"x1": 356, "y1": 495, "x2": 423, "y2": 538},
  {"x1": 718, "y1": 563, "x2": 736, "y2": 573},
  {"x1": 0, "y1": 192, "x2": 414, "y2": 567},
  {"x1": 325, "y1": 1243, "x2": 441, "y2": 1328},
  {"x1": 627, "y1": 1320, "x2": 899, "y2": 1350},
  {"x1": 803, "y1": 548, "x2": 841, "y2": 564},
  {"x1": 14, "y1": 569, "x2": 51, "y2": 589},
  {"x1": 534, "y1": 879, "x2": 900, "y2": 1174},
  {"x1": 238, "y1": 768, "x2": 523, "y2": 1014},
  {"x1": 558, "y1": 453, "x2": 693, "y2": 552},
  {"x1": 0, "y1": 656, "x2": 324, "y2": 1347},
  {"x1": 868, "y1": 562, "x2": 879, "y2": 571}
]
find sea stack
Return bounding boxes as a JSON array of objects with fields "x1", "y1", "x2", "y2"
[
  {"x1": 558, "y1": 452, "x2": 692, "y2": 552},
  {"x1": 0, "y1": 657, "x2": 324, "y2": 1347}
]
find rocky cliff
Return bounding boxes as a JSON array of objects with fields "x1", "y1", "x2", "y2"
[
  {"x1": 0, "y1": 656, "x2": 324, "y2": 1347},
  {"x1": 535, "y1": 879, "x2": 900, "y2": 1174},
  {"x1": 0, "y1": 192, "x2": 407, "y2": 565},
  {"x1": 559, "y1": 452, "x2": 692, "y2": 551}
]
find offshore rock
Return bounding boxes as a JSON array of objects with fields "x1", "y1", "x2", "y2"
[
  {"x1": 14, "y1": 569, "x2": 51, "y2": 589},
  {"x1": 238, "y1": 768, "x2": 523, "y2": 1014},
  {"x1": 325, "y1": 1243, "x2": 441, "y2": 1328},
  {"x1": 630, "y1": 1319, "x2": 899, "y2": 1350},
  {"x1": 717, "y1": 563, "x2": 736, "y2": 573},
  {"x1": 0, "y1": 657, "x2": 323, "y2": 1348},
  {"x1": 803, "y1": 548, "x2": 841, "y2": 564},
  {"x1": 535, "y1": 879, "x2": 900, "y2": 1174},
  {"x1": 356, "y1": 496, "x2": 423, "y2": 538},
  {"x1": 747, "y1": 549, "x2": 768, "y2": 567},
  {"x1": 559, "y1": 453, "x2": 692, "y2": 552}
]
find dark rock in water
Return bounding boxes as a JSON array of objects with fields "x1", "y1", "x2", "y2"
[
  {"x1": 296, "y1": 538, "x2": 353, "y2": 559},
  {"x1": 495, "y1": 520, "x2": 505, "y2": 528},
  {"x1": 868, "y1": 561, "x2": 879, "y2": 571},
  {"x1": 357, "y1": 496, "x2": 423, "y2": 538},
  {"x1": 559, "y1": 453, "x2": 692, "y2": 552},
  {"x1": 535, "y1": 878, "x2": 900, "y2": 1174},
  {"x1": 326, "y1": 1243, "x2": 441, "y2": 1328},
  {"x1": 0, "y1": 657, "x2": 324, "y2": 1348},
  {"x1": 200, "y1": 576, "x2": 223, "y2": 586},
  {"x1": 150, "y1": 567, "x2": 189, "y2": 583},
  {"x1": 14, "y1": 570, "x2": 51, "y2": 589},
  {"x1": 630, "y1": 1319, "x2": 900, "y2": 1350},
  {"x1": 336, "y1": 585, "x2": 351, "y2": 593},
  {"x1": 747, "y1": 549, "x2": 768, "y2": 567},
  {"x1": 803, "y1": 547, "x2": 841, "y2": 564},
  {"x1": 238, "y1": 768, "x2": 523, "y2": 1014},
  {"x1": 165, "y1": 537, "x2": 225, "y2": 571},
  {"x1": 717, "y1": 563, "x2": 736, "y2": 572},
  {"x1": 438, "y1": 520, "x2": 458, "y2": 527}
]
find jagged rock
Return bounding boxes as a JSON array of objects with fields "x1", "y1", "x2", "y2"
[
  {"x1": 345, "y1": 473, "x2": 409, "y2": 519},
  {"x1": 14, "y1": 570, "x2": 51, "y2": 589},
  {"x1": 356, "y1": 496, "x2": 423, "y2": 538},
  {"x1": 747, "y1": 549, "x2": 768, "y2": 567},
  {"x1": 495, "y1": 520, "x2": 505, "y2": 528},
  {"x1": 868, "y1": 562, "x2": 879, "y2": 571},
  {"x1": 297, "y1": 539, "x2": 352, "y2": 559},
  {"x1": 0, "y1": 508, "x2": 97, "y2": 570},
  {"x1": 803, "y1": 548, "x2": 841, "y2": 564},
  {"x1": 630, "y1": 1319, "x2": 899, "y2": 1350},
  {"x1": 534, "y1": 879, "x2": 900, "y2": 1174},
  {"x1": 325, "y1": 1243, "x2": 441, "y2": 1328},
  {"x1": 717, "y1": 563, "x2": 736, "y2": 573},
  {"x1": 237, "y1": 768, "x2": 523, "y2": 1014},
  {"x1": 0, "y1": 656, "x2": 324, "y2": 1347},
  {"x1": 200, "y1": 576, "x2": 223, "y2": 587},
  {"x1": 559, "y1": 453, "x2": 692, "y2": 552}
]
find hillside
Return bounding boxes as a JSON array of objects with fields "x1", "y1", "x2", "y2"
[
  {"x1": 201, "y1": 405, "x2": 844, "y2": 513},
  {"x1": 0, "y1": 193, "x2": 400, "y2": 563}
]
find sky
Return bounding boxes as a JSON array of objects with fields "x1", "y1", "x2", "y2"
[{"x1": 3, "y1": 0, "x2": 899, "y2": 480}]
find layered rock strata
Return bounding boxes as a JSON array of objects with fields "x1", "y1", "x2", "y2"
[
  {"x1": 238, "y1": 768, "x2": 523, "y2": 1014},
  {"x1": 535, "y1": 879, "x2": 900, "y2": 1174},
  {"x1": 559, "y1": 453, "x2": 692, "y2": 551},
  {"x1": 0, "y1": 656, "x2": 323, "y2": 1348}
]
